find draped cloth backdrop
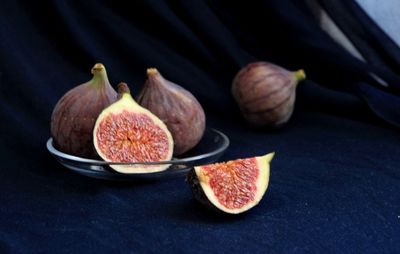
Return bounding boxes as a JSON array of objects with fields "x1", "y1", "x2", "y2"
[{"x1": 0, "y1": 1, "x2": 399, "y2": 253}]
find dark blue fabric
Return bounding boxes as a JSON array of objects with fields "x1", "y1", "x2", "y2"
[
  {"x1": 0, "y1": 1, "x2": 399, "y2": 253},
  {"x1": 319, "y1": 0, "x2": 400, "y2": 93}
]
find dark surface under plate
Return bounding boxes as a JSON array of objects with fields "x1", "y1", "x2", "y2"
[{"x1": 0, "y1": 1, "x2": 399, "y2": 253}]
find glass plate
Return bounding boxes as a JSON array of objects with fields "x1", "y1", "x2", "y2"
[{"x1": 47, "y1": 128, "x2": 229, "y2": 181}]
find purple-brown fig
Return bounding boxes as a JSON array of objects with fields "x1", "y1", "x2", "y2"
[
  {"x1": 232, "y1": 61, "x2": 306, "y2": 128},
  {"x1": 137, "y1": 68, "x2": 206, "y2": 155},
  {"x1": 50, "y1": 63, "x2": 117, "y2": 158}
]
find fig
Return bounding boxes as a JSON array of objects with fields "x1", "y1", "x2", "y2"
[
  {"x1": 137, "y1": 68, "x2": 206, "y2": 155},
  {"x1": 50, "y1": 63, "x2": 117, "y2": 158},
  {"x1": 232, "y1": 62, "x2": 306, "y2": 128},
  {"x1": 188, "y1": 153, "x2": 274, "y2": 214},
  {"x1": 93, "y1": 82, "x2": 174, "y2": 173}
]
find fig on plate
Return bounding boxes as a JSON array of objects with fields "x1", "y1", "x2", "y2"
[
  {"x1": 93, "y1": 82, "x2": 174, "y2": 173},
  {"x1": 232, "y1": 61, "x2": 306, "y2": 128},
  {"x1": 50, "y1": 63, "x2": 117, "y2": 158},
  {"x1": 137, "y1": 68, "x2": 206, "y2": 155},
  {"x1": 188, "y1": 152, "x2": 274, "y2": 214}
]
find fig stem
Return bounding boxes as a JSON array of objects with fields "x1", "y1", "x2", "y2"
[
  {"x1": 147, "y1": 68, "x2": 159, "y2": 76},
  {"x1": 90, "y1": 63, "x2": 109, "y2": 86},
  {"x1": 146, "y1": 68, "x2": 164, "y2": 86},
  {"x1": 91, "y1": 63, "x2": 105, "y2": 74},
  {"x1": 117, "y1": 82, "x2": 131, "y2": 96},
  {"x1": 293, "y1": 69, "x2": 306, "y2": 82}
]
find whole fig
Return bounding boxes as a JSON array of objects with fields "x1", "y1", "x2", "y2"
[
  {"x1": 51, "y1": 63, "x2": 117, "y2": 158},
  {"x1": 137, "y1": 68, "x2": 206, "y2": 155},
  {"x1": 232, "y1": 61, "x2": 306, "y2": 127}
]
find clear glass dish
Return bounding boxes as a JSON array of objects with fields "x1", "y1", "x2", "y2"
[{"x1": 47, "y1": 128, "x2": 229, "y2": 181}]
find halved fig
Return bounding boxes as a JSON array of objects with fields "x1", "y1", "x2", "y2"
[
  {"x1": 188, "y1": 153, "x2": 274, "y2": 214},
  {"x1": 93, "y1": 83, "x2": 174, "y2": 173}
]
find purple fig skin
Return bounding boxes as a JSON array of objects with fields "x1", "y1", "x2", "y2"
[
  {"x1": 187, "y1": 169, "x2": 223, "y2": 214},
  {"x1": 232, "y1": 62, "x2": 306, "y2": 128},
  {"x1": 137, "y1": 68, "x2": 206, "y2": 155},
  {"x1": 50, "y1": 63, "x2": 117, "y2": 159}
]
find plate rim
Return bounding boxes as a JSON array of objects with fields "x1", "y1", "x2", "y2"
[{"x1": 46, "y1": 128, "x2": 230, "y2": 166}]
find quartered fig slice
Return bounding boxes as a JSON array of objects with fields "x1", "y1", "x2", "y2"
[
  {"x1": 188, "y1": 153, "x2": 274, "y2": 214},
  {"x1": 93, "y1": 82, "x2": 174, "y2": 173}
]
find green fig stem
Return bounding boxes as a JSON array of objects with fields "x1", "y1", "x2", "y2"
[
  {"x1": 90, "y1": 63, "x2": 109, "y2": 86},
  {"x1": 293, "y1": 69, "x2": 306, "y2": 82}
]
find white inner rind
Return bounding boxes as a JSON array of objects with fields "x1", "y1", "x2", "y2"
[
  {"x1": 93, "y1": 93, "x2": 174, "y2": 173},
  {"x1": 195, "y1": 152, "x2": 274, "y2": 214}
]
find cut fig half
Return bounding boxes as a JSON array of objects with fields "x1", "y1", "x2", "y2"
[
  {"x1": 188, "y1": 153, "x2": 274, "y2": 214},
  {"x1": 93, "y1": 83, "x2": 174, "y2": 173}
]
